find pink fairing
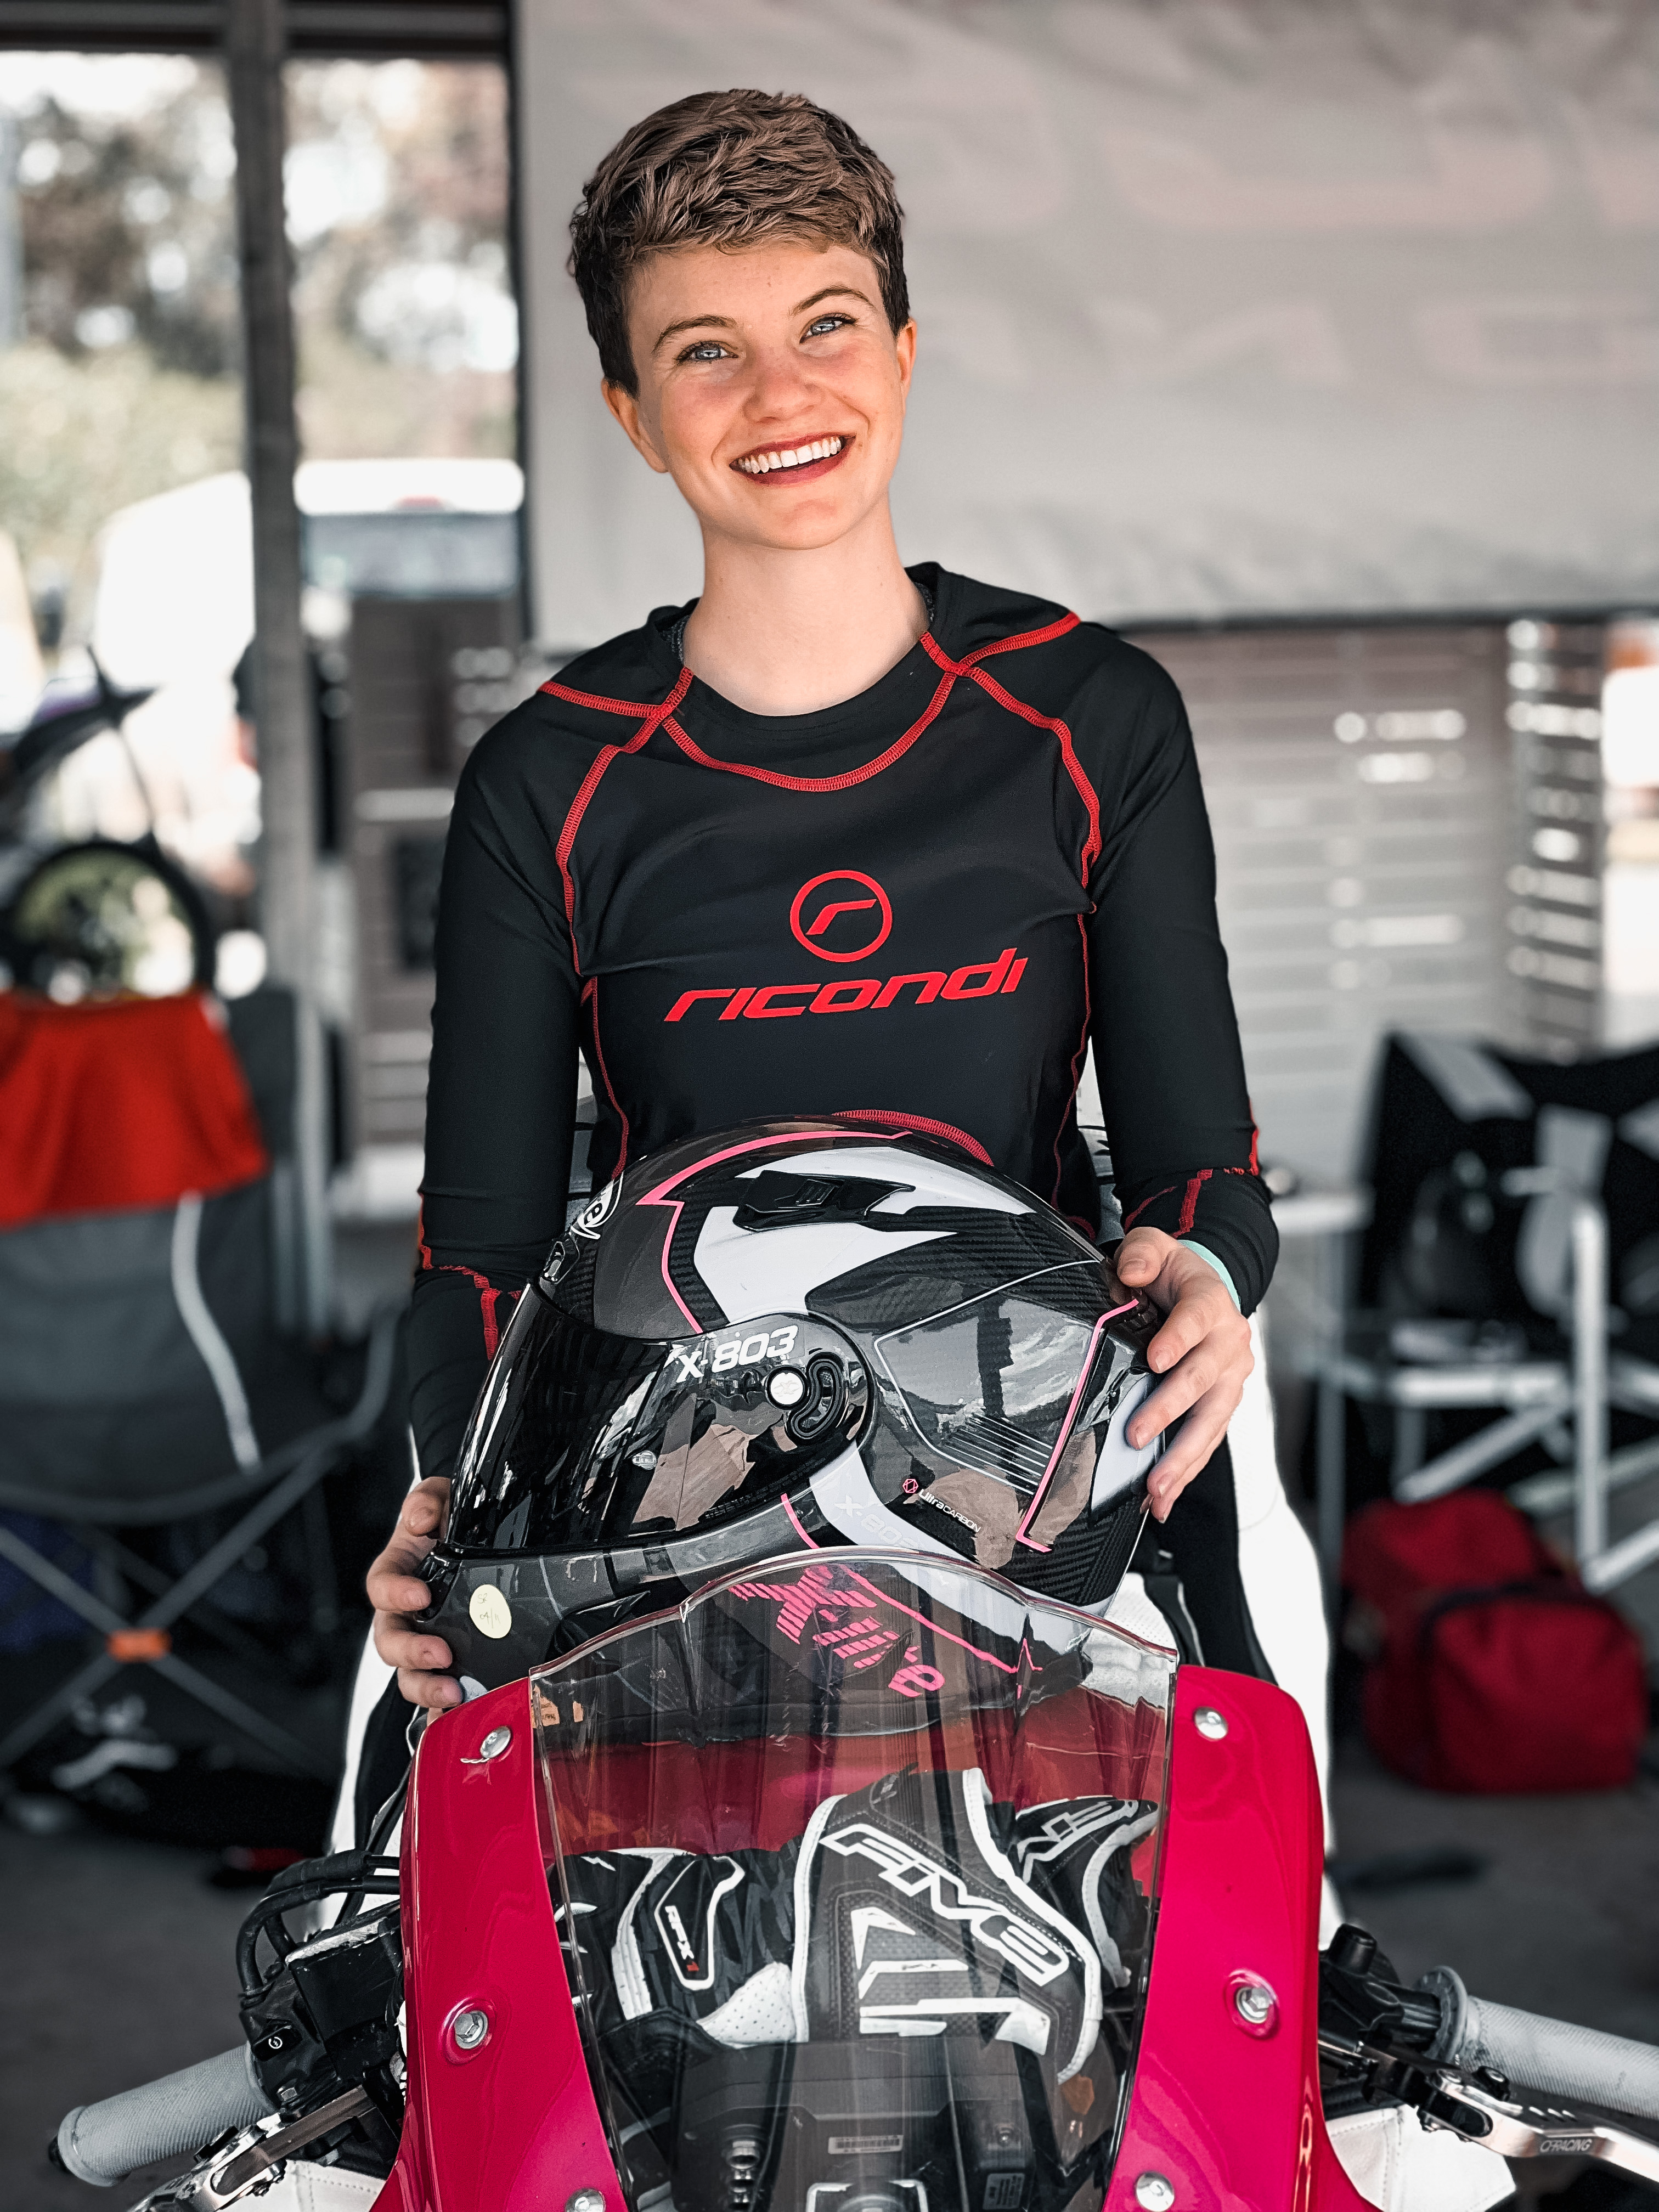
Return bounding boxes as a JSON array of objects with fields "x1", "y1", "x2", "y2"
[
  {"x1": 377, "y1": 1678, "x2": 625, "y2": 2212},
  {"x1": 381, "y1": 1664, "x2": 1375, "y2": 2212},
  {"x1": 1109, "y1": 1667, "x2": 1375, "y2": 2212}
]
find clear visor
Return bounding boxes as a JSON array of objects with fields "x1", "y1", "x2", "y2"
[
  {"x1": 876, "y1": 1269, "x2": 1162, "y2": 1533},
  {"x1": 534, "y1": 1549, "x2": 1174, "y2": 2212},
  {"x1": 446, "y1": 1290, "x2": 868, "y2": 1555}
]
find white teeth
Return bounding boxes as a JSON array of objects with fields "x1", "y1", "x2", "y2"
[{"x1": 736, "y1": 436, "x2": 843, "y2": 475}]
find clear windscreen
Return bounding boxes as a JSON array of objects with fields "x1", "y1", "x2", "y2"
[{"x1": 532, "y1": 1550, "x2": 1175, "y2": 2212}]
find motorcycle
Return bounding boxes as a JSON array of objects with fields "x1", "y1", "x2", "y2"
[
  {"x1": 50, "y1": 1546, "x2": 1659, "y2": 2212},
  {"x1": 0, "y1": 661, "x2": 219, "y2": 1001}
]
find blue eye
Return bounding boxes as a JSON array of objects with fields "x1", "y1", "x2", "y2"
[
  {"x1": 681, "y1": 341, "x2": 729, "y2": 363},
  {"x1": 805, "y1": 314, "x2": 851, "y2": 338}
]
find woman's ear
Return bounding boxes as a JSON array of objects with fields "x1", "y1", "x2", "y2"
[
  {"x1": 601, "y1": 377, "x2": 671, "y2": 475},
  {"x1": 895, "y1": 316, "x2": 917, "y2": 403}
]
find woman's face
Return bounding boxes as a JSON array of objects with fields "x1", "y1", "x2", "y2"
[{"x1": 604, "y1": 237, "x2": 916, "y2": 556}]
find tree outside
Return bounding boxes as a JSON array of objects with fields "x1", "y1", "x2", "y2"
[
  {"x1": 0, "y1": 52, "x2": 516, "y2": 664},
  {"x1": 286, "y1": 59, "x2": 516, "y2": 466},
  {"x1": 0, "y1": 50, "x2": 516, "y2": 912}
]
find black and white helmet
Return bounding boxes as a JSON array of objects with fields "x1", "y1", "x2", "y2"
[{"x1": 421, "y1": 1118, "x2": 1165, "y2": 1689}]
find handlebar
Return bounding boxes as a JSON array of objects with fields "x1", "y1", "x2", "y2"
[
  {"x1": 53, "y1": 2044, "x2": 273, "y2": 2188},
  {"x1": 1423, "y1": 1964, "x2": 1659, "y2": 2125}
]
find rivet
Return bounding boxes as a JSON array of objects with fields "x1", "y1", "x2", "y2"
[
  {"x1": 1135, "y1": 2176, "x2": 1175, "y2": 2210},
  {"x1": 1234, "y1": 1983, "x2": 1274, "y2": 2027},
  {"x1": 452, "y1": 2008, "x2": 490, "y2": 2050},
  {"x1": 462, "y1": 1725, "x2": 512, "y2": 1764},
  {"x1": 1193, "y1": 1707, "x2": 1228, "y2": 1740},
  {"x1": 567, "y1": 2192, "x2": 607, "y2": 2212},
  {"x1": 766, "y1": 1368, "x2": 808, "y2": 1408}
]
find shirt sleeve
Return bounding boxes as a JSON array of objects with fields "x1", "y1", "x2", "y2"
[
  {"x1": 1084, "y1": 664, "x2": 1277, "y2": 1314},
  {"x1": 408, "y1": 720, "x2": 582, "y2": 1482}
]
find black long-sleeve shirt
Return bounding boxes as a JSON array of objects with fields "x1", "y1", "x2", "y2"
[{"x1": 410, "y1": 564, "x2": 1274, "y2": 1479}]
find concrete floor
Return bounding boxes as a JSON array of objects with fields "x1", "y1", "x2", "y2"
[
  {"x1": 0, "y1": 1820, "x2": 251, "y2": 2212},
  {"x1": 1327, "y1": 1746, "x2": 1659, "y2": 2048},
  {"x1": 4, "y1": 1732, "x2": 1657, "y2": 2212}
]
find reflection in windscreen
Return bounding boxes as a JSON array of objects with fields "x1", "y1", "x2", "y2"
[{"x1": 534, "y1": 1552, "x2": 1173, "y2": 2212}]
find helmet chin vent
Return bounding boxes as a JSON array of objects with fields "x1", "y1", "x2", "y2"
[{"x1": 786, "y1": 1353, "x2": 847, "y2": 1444}]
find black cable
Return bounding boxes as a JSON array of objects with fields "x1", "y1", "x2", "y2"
[{"x1": 236, "y1": 1858, "x2": 399, "y2": 1997}]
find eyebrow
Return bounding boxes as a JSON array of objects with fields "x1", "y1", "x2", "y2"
[{"x1": 651, "y1": 285, "x2": 876, "y2": 356}]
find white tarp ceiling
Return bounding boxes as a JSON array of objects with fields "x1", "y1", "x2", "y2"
[{"x1": 514, "y1": 0, "x2": 1659, "y2": 647}]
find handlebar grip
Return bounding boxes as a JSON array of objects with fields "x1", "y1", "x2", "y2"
[
  {"x1": 1423, "y1": 1966, "x2": 1659, "y2": 2124},
  {"x1": 54, "y1": 2044, "x2": 273, "y2": 2187}
]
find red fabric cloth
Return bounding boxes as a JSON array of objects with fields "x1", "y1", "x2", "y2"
[{"x1": 0, "y1": 991, "x2": 270, "y2": 1227}]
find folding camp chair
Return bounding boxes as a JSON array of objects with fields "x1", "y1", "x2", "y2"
[
  {"x1": 0, "y1": 986, "x2": 399, "y2": 1781},
  {"x1": 0, "y1": 1307, "x2": 397, "y2": 1777},
  {"x1": 1312, "y1": 1032, "x2": 1659, "y2": 1594}
]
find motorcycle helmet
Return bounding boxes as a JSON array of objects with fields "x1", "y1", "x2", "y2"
[{"x1": 421, "y1": 1117, "x2": 1166, "y2": 1690}]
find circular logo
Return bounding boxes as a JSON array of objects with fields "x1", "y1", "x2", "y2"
[
  {"x1": 469, "y1": 1584, "x2": 514, "y2": 1640},
  {"x1": 789, "y1": 870, "x2": 893, "y2": 964}
]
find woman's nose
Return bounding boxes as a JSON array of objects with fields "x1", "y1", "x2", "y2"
[{"x1": 741, "y1": 342, "x2": 818, "y2": 420}]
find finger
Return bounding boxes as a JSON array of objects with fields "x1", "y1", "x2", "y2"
[
  {"x1": 374, "y1": 1617, "x2": 454, "y2": 1674},
  {"x1": 399, "y1": 1477, "x2": 451, "y2": 1535},
  {"x1": 1128, "y1": 1353, "x2": 1220, "y2": 1449},
  {"x1": 365, "y1": 1539, "x2": 435, "y2": 1593},
  {"x1": 1113, "y1": 1228, "x2": 1167, "y2": 1283},
  {"x1": 397, "y1": 1667, "x2": 463, "y2": 1712},
  {"x1": 365, "y1": 1569, "x2": 436, "y2": 1617},
  {"x1": 1146, "y1": 1297, "x2": 1220, "y2": 1375},
  {"x1": 1147, "y1": 1391, "x2": 1244, "y2": 1519}
]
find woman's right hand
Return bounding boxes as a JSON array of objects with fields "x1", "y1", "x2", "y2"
[{"x1": 368, "y1": 1476, "x2": 463, "y2": 1710}]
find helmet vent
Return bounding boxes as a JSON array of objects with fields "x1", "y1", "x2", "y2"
[{"x1": 734, "y1": 1171, "x2": 909, "y2": 1230}]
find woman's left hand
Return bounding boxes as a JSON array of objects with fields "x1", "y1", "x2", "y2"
[{"x1": 1112, "y1": 1226, "x2": 1254, "y2": 1521}]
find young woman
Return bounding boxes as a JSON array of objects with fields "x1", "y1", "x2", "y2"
[{"x1": 365, "y1": 89, "x2": 1314, "y2": 1734}]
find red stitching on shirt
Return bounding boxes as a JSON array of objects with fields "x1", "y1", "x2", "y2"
[
  {"x1": 583, "y1": 975, "x2": 631, "y2": 1178},
  {"x1": 960, "y1": 613, "x2": 1081, "y2": 664},
  {"x1": 918, "y1": 633, "x2": 1102, "y2": 885},
  {"x1": 659, "y1": 666, "x2": 956, "y2": 792},
  {"x1": 414, "y1": 1255, "x2": 508, "y2": 1358},
  {"x1": 1122, "y1": 1186, "x2": 1176, "y2": 1231},
  {"x1": 1177, "y1": 1170, "x2": 1212, "y2": 1236},
  {"x1": 540, "y1": 674, "x2": 674, "y2": 719},
  {"x1": 550, "y1": 666, "x2": 692, "y2": 975},
  {"x1": 834, "y1": 1108, "x2": 992, "y2": 1165}
]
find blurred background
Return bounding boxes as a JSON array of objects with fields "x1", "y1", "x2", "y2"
[{"x1": 0, "y1": 3, "x2": 1655, "y2": 2207}]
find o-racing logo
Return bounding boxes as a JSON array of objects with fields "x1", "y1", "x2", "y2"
[
  {"x1": 791, "y1": 871, "x2": 893, "y2": 964},
  {"x1": 570, "y1": 1176, "x2": 622, "y2": 1242}
]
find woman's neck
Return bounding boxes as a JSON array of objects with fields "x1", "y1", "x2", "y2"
[{"x1": 680, "y1": 501, "x2": 928, "y2": 716}]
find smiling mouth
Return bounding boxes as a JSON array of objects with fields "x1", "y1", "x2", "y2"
[{"x1": 731, "y1": 434, "x2": 850, "y2": 483}]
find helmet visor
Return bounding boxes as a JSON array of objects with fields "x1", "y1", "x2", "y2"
[
  {"x1": 446, "y1": 1288, "x2": 868, "y2": 1556},
  {"x1": 874, "y1": 1265, "x2": 1160, "y2": 1541}
]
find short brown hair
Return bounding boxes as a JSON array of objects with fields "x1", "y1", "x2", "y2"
[{"x1": 568, "y1": 89, "x2": 909, "y2": 393}]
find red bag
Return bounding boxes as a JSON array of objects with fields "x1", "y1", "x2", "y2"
[{"x1": 1343, "y1": 1492, "x2": 1649, "y2": 1793}]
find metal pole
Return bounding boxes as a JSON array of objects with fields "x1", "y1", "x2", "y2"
[
  {"x1": 1572, "y1": 1197, "x2": 1609, "y2": 1566},
  {"x1": 224, "y1": 0, "x2": 330, "y2": 1332}
]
